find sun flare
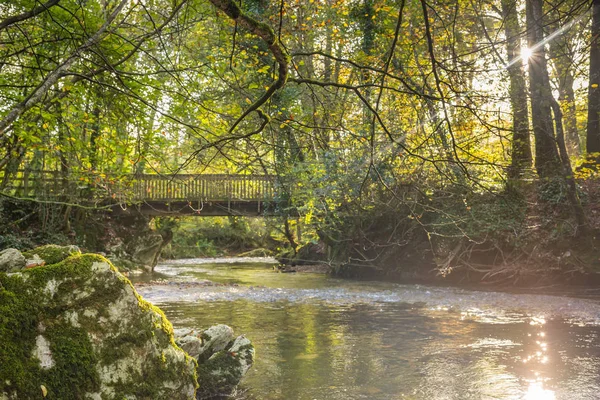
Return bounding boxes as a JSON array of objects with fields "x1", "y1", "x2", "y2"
[{"x1": 521, "y1": 47, "x2": 533, "y2": 62}]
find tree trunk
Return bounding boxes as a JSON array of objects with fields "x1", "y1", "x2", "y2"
[
  {"x1": 526, "y1": 0, "x2": 562, "y2": 178},
  {"x1": 587, "y1": 0, "x2": 600, "y2": 159},
  {"x1": 501, "y1": 0, "x2": 532, "y2": 178},
  {"x1": 527, "y1": 0, "x2": 587, "y2": 232},
  {"x1": 550, "y1": 99, "x2": 588, "y2": 232},
  {"x1": 549, "y1": 21, "x2": 581, "y2": 156},
  {"x1": 89, "y1": 103, "x2": 101, "y2": 171}
]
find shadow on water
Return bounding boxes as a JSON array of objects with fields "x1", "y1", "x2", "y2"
[{"x1": 131, "y1": 259, "x2": 600, "y2": 400}]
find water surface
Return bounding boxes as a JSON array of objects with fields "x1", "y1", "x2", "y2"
[{"x1": 132, "y1": 259, "x2": 600, "y2": 399}]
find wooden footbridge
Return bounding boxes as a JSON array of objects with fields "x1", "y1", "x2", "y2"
[{"x1": 2, "y1": 171, "x2": 277, "y2": 216}]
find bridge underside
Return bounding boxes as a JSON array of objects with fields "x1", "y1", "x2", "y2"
[{"x1": 120, "y1": 200, "x2": 277, "y2": 217}]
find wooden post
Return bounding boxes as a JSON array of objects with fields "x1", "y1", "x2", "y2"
[{"x1": 227, "y1": 174, "x2": 231, "y2": 212}]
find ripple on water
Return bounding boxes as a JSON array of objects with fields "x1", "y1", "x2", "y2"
[
  {"x1": 158, "y1": 257, "x2": 279, "y2": 267},
  {"x1": 135, "y1": 282, "x2": 600, "y2": 326}
]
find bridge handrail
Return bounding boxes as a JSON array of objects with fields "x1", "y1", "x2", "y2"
[{"x1": 1, "y1": 170, "x2": 276, "y2": 203}]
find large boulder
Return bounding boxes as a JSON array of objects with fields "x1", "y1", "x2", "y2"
[
  {"x1": 175, "y1": 325, "x2": 254, "y2": 399},
  {"x1": 0, "y1": 254, "x2": 197, "y2": 399},
  {"x1": 129, "y1": 233, "x2": 165, "y2": 268},
  {"x1": 0, "y1": 248, "x2": 25, "y2": 272},
  {"x1": 103, "y1": 213, "x2": 169, "y2": 272}
]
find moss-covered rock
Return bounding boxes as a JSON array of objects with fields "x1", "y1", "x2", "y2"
[
  {"x1": 195, "y1": 336, "x2": 254, "y2": 399},
  {"x1": 175, "y1": 325, "x2": 234, "y2": 362},
  {"x1": 22, "y1": 244, "x2": 81, "y2": 266},
  {"x1": 175, "y1": 326, "x2": 254, "y2": 399},
  {"x1": 0, "y1": 253, "x2": 197, "y2": 399}
]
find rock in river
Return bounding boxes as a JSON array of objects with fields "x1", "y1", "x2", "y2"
[
  {"x1": 0, "y1": 253, "x2": 197, "y2": 399},
  {"x1": 175, "y1": 325, "x2": 255, "y2": 398}
]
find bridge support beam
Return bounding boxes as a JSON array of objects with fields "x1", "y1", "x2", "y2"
[{"x1": 119, "y1": 201, "x2": 275, "y2": 217}]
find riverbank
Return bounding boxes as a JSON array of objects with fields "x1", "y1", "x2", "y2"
[{"x1": 279, "y1": 177, "x2": 600, "y2": 288}]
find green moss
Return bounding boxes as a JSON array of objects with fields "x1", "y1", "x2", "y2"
[
  {"x1": 0, "y1": 252, "x2": 198, "y2": 399},
  {"x1": 196, "y1": 343, "x2": 254, "y2": 397},
  {"x1": 0, "y1": 255, "x2": 104, "y2": 399},
  {"x1": 43, "y1": 324, "x2": 100, "y2": 399},
  {"x1": 0, "y1": 275, "x2": 99, "y2": 399},
  {"x1": 0, "y1": 274, "x2": 40, "y2": 398},
  {"x1": 22, "y1": 244, "x2": 81, "y2": 265}
]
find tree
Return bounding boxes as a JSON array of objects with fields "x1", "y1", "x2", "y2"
[
  {"x1": 526, "y1": 0, "x2": 563, "y2": 178},
  {"x1": 587, "y1": 0, "x2": 600, "y2": 159},
  {"x1": 501, "y1": 0, "x2": 533, "y2": 178},
  {"x1": 549, "y1": 17, "x2": 581, "y2": 156}
]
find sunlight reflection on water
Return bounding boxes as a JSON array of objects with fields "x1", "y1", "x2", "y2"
[{"x1": 524, "y1": 382, "x2": 555, "y2": 400}]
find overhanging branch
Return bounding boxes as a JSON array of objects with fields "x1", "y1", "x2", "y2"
[{"x1": 208, "y1": 0, "x2": 289, "y2": 133}]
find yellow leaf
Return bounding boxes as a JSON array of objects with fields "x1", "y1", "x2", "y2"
[
  {"x1": 593, "y1": 84, "x2": 599, "y2": 88},
  {"x1": 41, "y1": 385, "x2": 48, "y2": 397}
]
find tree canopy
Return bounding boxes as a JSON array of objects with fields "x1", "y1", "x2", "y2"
[{"x1": 1, "y1": 0, "x2": 598, "y2": 272}]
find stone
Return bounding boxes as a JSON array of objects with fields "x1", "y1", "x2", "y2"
[
  {"x1": 175, "y1": 325, "x2": 254, "y2": 398},
  {"x1": 106, "y1": 232, "x2": 164, "y2": 272},
  {"x1": 0, "y1": 254, "x2": 197, "y2": 399},
  {"x1": 25, "y1": 254, "x2": 45, "y2": 268},
  {"x1": 22, "y1": 244, "x2": 81, "y2": 266},
  {"x1": 198, "y1": 325, "x2": 235, "y2": 360},
  {"x1": 0, "y1": 248, "x2": 25, "y2": 272},
  {"x1": 130, "y1": 233, "x2": 164, "y2": 268},
  {"x1": 196, "y1": 334, "x2": 255, "y2": 399},
  {"x1": 174, "y1": 325, "x2": 235, "y2": 362},
  {"x1": 227, "y1": 336, "x2": 254, "y2": 377},
  {"x1": 177, "y1": 335, "x2": 204, "y2": 360}
]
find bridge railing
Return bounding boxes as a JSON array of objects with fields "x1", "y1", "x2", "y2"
[
  {"x1": 0, "y1": 170, "x2": 121, "y2": 202},
  {"x1": 1, "y1": 170, "x2": 275, "y2": 204},
  {"x1": 132, "y1": 174, "x2": 275, "y2": 202}
]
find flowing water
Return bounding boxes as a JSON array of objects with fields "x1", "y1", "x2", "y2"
[{"x1": 131, "y1": 259, "x2": 600, "y2": 400}]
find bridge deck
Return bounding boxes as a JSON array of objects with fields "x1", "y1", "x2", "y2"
[{"x1": 2, "y1": 171, "x2": 277, "y2": 216}]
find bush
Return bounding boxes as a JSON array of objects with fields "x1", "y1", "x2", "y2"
[{"x1": 0, "y1": 234, "x2": 35, "y2": 251}]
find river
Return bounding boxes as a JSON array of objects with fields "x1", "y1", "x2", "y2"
[{"x1": 131, "y1": 258, "x2": 600, "y2": 400}]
